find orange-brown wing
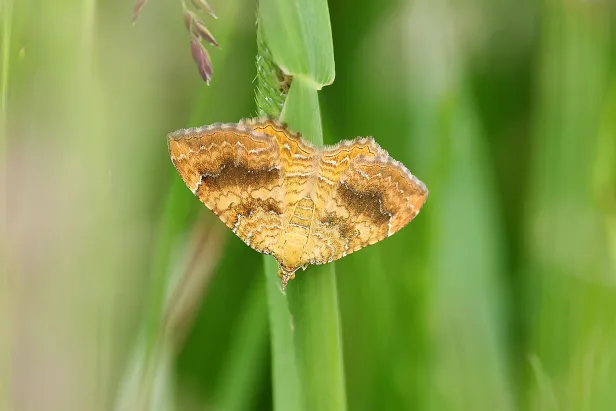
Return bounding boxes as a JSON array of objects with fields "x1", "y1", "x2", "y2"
[
  {"x1": 244, "y1": 118, "x2": 317, "y2": 207},
  {"x1": 167, "y1": 122, "x2": 287, "y2": 256},
  {"x1": 303, "y1": 138, "x2": 428, "y2": 265},
  {"x1": 240, "y1": 119, "x2": 324, "y2": 269}
]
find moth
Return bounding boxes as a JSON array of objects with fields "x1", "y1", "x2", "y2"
[{"x1": 168, "y1": 118, "x2": 428, "y2": 289}]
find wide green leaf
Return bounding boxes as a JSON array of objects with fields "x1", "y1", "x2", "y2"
[{"x1": 259, "y1": 0, "x2": 335, "y2": 87}]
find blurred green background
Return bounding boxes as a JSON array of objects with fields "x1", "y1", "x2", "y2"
[{"x1": 3, "y1": 0, "x2": 616, "y2": 410}]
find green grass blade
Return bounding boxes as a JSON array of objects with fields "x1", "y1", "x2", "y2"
[
  {"x1": 283, "y1": 79, "x2": 347, "y2": 411},
  {"x1": 399, "y1": 5, "x2": 514, "y2": 409},
  {"x1": 594, "y1": 79, "x2": 616, "y2": 273},
  {"x1": 258, "y1": 78, "x2": 348, "y2": 411},
  {"x1": 212, "y1": 273, "x2": 270, "y2": 411},
  {"x1": 259, "y1": 0, "x2": 335, "y2": 87},
  {"x1": 256, "y1": 2, "x2": 346, "y2": 408},
  {"x1": 1, "y1": 3, "x2": 13, "y2": 410},
  {"x1": 422, "y1": 91, "x2": 514, "y2": 411},
  {"x1": 286, "y1": 253, "x2": 346, "y2": 411},
  {"x1": 260, "y1": 79, "x2": 347, "y2": 411},
  {"x1": 1, "y1": 0, "x2": 12, "y2": 127},
  {"x1": 526, "y1": 4, "x2": 616, "y2": 410},
  {"x1": 255, "y1": 20, "x2": 304, "y2": 411},
  {"x1": 263, "y1": 256, "x2": 304, "y2": 411},
  {"x1": 279, "y1": 79, "x2": 322, "y2": 141}
]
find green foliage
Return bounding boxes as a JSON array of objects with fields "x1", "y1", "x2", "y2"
[
  {"x1": 4, "y1": 0, "x2": 616, "y2": 411},
  {"x1": 259, "y1": 0, "x2": 335, "y2": 87}
]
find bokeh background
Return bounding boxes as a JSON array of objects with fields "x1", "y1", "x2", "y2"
[{"x1": 3, "y1": 0, "x2": 616, "y2": 410}]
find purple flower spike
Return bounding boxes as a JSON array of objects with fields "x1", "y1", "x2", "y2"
[{"x1": 190, "y1": 37, "x2": 213, "y2": 85}]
